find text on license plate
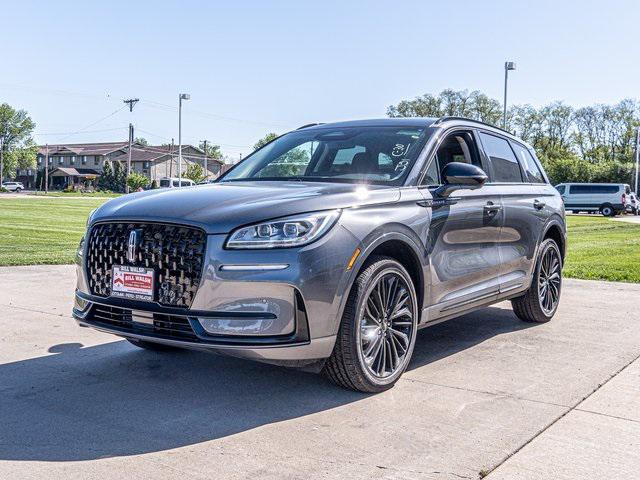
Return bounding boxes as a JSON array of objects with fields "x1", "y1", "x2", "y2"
[{"x1": 111, "y1": 265, "x2": 155, "y2": 301}]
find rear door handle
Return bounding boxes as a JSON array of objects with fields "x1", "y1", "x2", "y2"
[{"x1": 533, "y1": 199, "x2": 546, "y2": 210}]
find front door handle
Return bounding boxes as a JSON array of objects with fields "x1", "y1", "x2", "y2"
[
  {"x1": 484, "y1": 202, "x2": 502, "y2": 214},
  {"x1": 533, "y1": 199, "x2": 546, "y2": 210}
]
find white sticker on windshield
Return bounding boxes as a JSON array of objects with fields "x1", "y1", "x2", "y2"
[{"x1": 392, "y1": 143, "x2": 410, "y2": 157}]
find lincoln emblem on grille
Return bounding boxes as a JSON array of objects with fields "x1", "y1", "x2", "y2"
[{"x1": 127, "y1": 229, "x2": 141, "y2": 263}]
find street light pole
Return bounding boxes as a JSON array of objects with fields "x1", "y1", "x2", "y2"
[
  {"x1": 503, "y1": 61, "x2": 516, "y2": 129},
  {"x1": 178, "y1": 93, "x2": 190, "y2": 187},
  {"x1": 634, "y1": 127, "x2": 640, "y2": 195},
  {"x1": 0, "y1": 138, "x2": 4, "y2": 186}
]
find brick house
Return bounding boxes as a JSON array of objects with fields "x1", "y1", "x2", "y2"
[{"x1": 17, "y1": 142, "x2": 222, "y2": 189}]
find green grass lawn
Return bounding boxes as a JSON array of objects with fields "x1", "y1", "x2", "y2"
[
  {"x1": 564, "y1": 216, "x2": 640, "y2": 283},
  {"x1": 1, "y1": 198, "x2": 639, "y2": 283},
  {"x1": 0, "y1": 198, "x2": 108, "y2": 266}
]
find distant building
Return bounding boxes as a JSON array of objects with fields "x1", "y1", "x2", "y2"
[{"x1": 17, "y1": 142, "x2": 222, "y2": 189}]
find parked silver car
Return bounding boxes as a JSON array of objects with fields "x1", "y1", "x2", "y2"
[
  {"x1": 73, "y1": 117, "x2": 566, "y2": 392},
  {"x1": 2, "y1": 181, "x2": 24, "y2": 192}
]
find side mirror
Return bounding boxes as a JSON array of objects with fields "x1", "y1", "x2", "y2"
[{"x1": 435, "y1": 162, "x2": 488, "y2": 198}]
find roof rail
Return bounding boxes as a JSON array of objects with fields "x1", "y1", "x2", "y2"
[
  {"x1": 296, "y1": 123, "x2": 324, "y2": 130},
  {"x1": 433, "y1": 116, "x2": 514, "y2": 136}
]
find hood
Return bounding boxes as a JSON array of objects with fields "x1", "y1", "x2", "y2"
[{"x1": 91, "y1": 181, "x2": 401, "y2": 233}]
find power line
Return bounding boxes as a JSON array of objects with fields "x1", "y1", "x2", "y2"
[
  {"x1": 135, "y1": 127, "x2": 251, "y2": 149},
  {"x1": 139, "y1": 99, "x2": 292, "y2": 129},
  {"x1": 55, "y1": 106, "x2": 128, "y2": 142},
  {"x1": 35, "y1": 127, "x2": 125, "y2": 136}
]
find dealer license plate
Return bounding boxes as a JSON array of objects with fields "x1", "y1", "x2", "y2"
[{"x1": 111, "y1": 265, "x2": 155, "y2": 302}]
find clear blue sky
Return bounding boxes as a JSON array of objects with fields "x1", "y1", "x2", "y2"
[{"x1": 2, "y1": 0, "x2": 638, "y2": 159}]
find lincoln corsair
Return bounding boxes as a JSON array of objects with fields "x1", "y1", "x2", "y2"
[{"x1": 73, "y1": 117, "x2": 566, "y2": 392}]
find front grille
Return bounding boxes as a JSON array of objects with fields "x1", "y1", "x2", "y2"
[
  {"x1": 86, "y1": 222, "x2": 207, "y2": 308},
  {"x1": 90, "y1": 305, "x2": 198, "y2": 341}
]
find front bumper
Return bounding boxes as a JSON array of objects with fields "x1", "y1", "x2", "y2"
[{"x1": 74, "y1": 226, "x2": 360, "y2": 363}]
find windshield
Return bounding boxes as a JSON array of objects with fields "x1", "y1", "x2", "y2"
[{"x1": 220, "y1": 126, "x2": 428, "y2": 185}]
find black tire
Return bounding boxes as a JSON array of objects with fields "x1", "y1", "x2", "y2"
[
  {"x1": 600, "y1": 204, "x2": 615, "y2": 217},
  {"x1": 127, "y1": 338, "x2": 182, "y2": 352},
  {"x1": 512, "y1": 239, "x2": 562, "y2": 323},
  {"x1": 571, "y1": 210, "x2": 579, "y2": 214},
  {"x1": 16, "y1": 187, "x2": 22, "y2": 193},
  {"x1": 323, "y1": 256, "x2": 418, "y2": 393}
]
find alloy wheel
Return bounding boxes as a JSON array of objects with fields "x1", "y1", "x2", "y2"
[
  {"x1": 358, "y1": 271, "x2": 415, "y2": 380},
  {"x1": 538, "y1": 246, "x2": 561, "y2": 316}
]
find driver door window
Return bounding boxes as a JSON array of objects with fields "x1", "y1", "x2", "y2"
[{"x1": 421, "y1": 131, "x2": 482, "y2": 185}]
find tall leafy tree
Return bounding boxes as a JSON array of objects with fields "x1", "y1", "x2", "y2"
[
  {"x1": 387, "y1": 89, "x2": 501, "y2": 125},
  {"x1": 254, "y1": 133, "x2": 279, "y2": 151},
  {"x1": 198, "y1": 141, "x2": 223, "y2": 161},
  {"x1": 0, "y1": 103, "x2": 36, "y2": 179},
  {"x1": 387, "y1": 89, "x2": 640, "y2": 185}
]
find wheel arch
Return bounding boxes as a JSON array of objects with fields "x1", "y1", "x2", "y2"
[
  {"x1": 541, "y1": 218, "x2": 566, "y2": 263},
  {"x1": 335, "y1": 228, "x2": 426, "y2": 335}
]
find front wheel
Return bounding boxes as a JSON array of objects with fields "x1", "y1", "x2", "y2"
[
  {"x1": 323, "y1": 256, "x2": 418, "y2": 392},
  {"x1": 512, "y1": 239, "x2": 562, "y2": 323}
]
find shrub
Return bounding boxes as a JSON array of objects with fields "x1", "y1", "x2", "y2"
[{"x1": 127, "y1": 172, "x2": 149, "y2": 191}]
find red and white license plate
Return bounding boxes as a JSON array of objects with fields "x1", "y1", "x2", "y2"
[{"x1": 111, "y1": 265, "x2": 155, "y2": 302}]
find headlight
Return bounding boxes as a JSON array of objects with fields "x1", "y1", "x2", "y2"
[
  {"x1": 226, "y1": 210, "x2": 341, "y2": 249},
  {"x1": 77, "y1": 236, "x2": 85, "y2": 258}
]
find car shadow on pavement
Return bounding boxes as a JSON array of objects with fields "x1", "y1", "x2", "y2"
[{"x1": 0, "y1": 305, "x2": 531, "y2": 461}]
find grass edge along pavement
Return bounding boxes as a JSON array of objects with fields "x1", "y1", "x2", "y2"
[
  {"x1": 0, "y1": 197, "x2": 107, "y2": 266},
  {"x1": 0, "y1": 197, "x2": 639, "y2": 283}
]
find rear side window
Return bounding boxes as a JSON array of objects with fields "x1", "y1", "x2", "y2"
[
  {"x1": 511, "y1": 142, "x2": 545, "y2": 183},
  {"x1": 479, "y1": 132, "x2": 523, "y2": 182},
  {"x1": 160, "y1": 179, "x2": 170, "y2": 187},
  {"x1": 569, "y1": 185, "x2": 620, "y2": 194}
]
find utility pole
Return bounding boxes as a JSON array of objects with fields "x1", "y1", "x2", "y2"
[
  {"x1": 126, "y1": 123, "x2": 134, "y2": 193},
  {"x1": 178, "y1": 93, "x2": 190, "y2": 186},
  {"x1": 45, "y1": 144, "x2": 49, "y2": 194},
  {"x1": 202, "y1": 140, "x2": 208, "y2": 180},
  {"x1": 634, "y1": 127, "x2": 640, "y2": 195},
  {"x1": 169, "y1": 138, "x2": 174, "y2": 177},
  {"x1": 123, "y1": 99, "x2": 139, "y2": 193}
]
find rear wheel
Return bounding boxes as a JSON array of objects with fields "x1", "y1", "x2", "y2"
[
  {"x1": 127, "y1": 338, "x2": 182, "y2": 352},
  {"x1": 323, "y1": 256, "x2": 418, "y2": 393},
  {"x1": 512, "y1": 239, "x2": 562, "y2": 323},
  {"x1": 600, "y1": 204, "x2": 615, "y2": 217}
]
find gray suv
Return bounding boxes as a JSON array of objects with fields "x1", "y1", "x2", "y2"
[{"x1": 73, "y1": 117, "x2": 566, "y2": 392}]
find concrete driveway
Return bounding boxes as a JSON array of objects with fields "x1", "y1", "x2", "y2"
[{"x1": 1, "y1": 265, "x2": 639, "y2": 479}]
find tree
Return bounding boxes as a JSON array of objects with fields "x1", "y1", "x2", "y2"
[
  {"x1": 134, "y1": 137, "x2": 149, "y2": 146},
  {"x1": 184, "y1": 163, "x2": 205, "y2": 183},
  {"x1": 254, "y1": 133, "x2": 279, "y2": 151},
  {"x1": 98, "y1": 161, "x2": 114, "y2": 190},
  {"x1": 111, "y1": 161, "x2": 126, "y2": 192},
  {"x1": 387, "y1": 89, "x2": 502, "y2": 125},
  {"x1": 386, "y1": 89, "x2": 640, "y2": 185},
  {"x1": 127, "y1": 172, "x2": 149, "y2": 191},
  {"x1": 0, "y1": 103, "x2": 36, "y2": 179},
  {"x1": 198, "y1": 141, "x2": 223, "y2": 161},
  {"x1": 3, "y1": 143, "x2": 37, "y2": 178}
]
